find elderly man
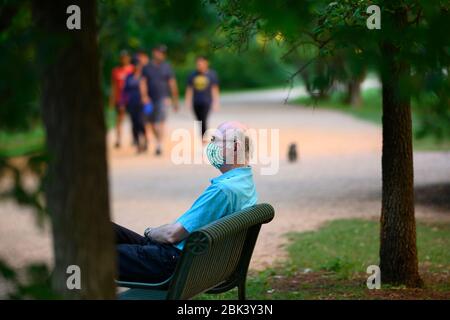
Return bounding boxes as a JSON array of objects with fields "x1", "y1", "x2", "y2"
[{"x1": 113, "y1": 121, "x2": 257, "y2": 282}]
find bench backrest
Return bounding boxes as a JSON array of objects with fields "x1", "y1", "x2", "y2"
[{"x1": 166, "y1": 203, "x2": 274, "y2": 300}]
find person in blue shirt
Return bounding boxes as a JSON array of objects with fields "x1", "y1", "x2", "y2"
[{"x1": 113, "y1": 121, "x2": 258, "y2": 282}]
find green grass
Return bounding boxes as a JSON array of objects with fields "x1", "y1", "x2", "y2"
[
  {"x1": 411, "y1": 136, "x2": 450, "y2": 151},
  {"x1": 220, "y1": 82, "x2": 303, "y2": 94},
  {"x1": 0, "y1": 108, "x2": 117, "y2": 158},
  {"x1": 293, "y1": 88, "x2": 450, "y2": 151},
  {"x1": 0, "y1": 126, "x2": 45, "y2": 158},
  {"x1": 287, "y1": 219, "x2": 450, "y2": 276},
  {"x1": 197, "y1": 219, "x2": 450, "y2": 300},
  {"x1": 294, "y1": 88, "x2": 382, "y2": 123},
  {"x1": 286, "y1": 220, "x2": 379, "y2": 280}
]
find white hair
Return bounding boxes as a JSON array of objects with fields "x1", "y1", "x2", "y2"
[{"x1": 217, "y1": 122, "x2": 253, "y2": 165}]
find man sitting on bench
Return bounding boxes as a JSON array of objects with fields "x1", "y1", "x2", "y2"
[{"x1": 113, "y1": 121, "x2": 258, "y2": 283}]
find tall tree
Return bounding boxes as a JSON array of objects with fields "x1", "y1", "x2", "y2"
[
  {"x1": 378, "y1": 6, "x2": 421, "y2": 286},
  {"x1": 32, "y1": 0, "x2": 115, "y2": 298}
]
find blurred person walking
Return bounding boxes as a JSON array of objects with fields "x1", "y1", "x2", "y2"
[
  {"x1": 185, "y1": 56, "x2": 220, "y2": 141},
  {"x1": 136, "y1": 49, "x2": 149, "y2": 66},
  {"x1": 110, "y1": 50, "x2": 134, "y2": 148},
  {"x1": 142, "y1": 45, "x2": 179, "y2": 156},
  {"x1": 123, "y1": 55, "x2": 150, "y2": 153}
]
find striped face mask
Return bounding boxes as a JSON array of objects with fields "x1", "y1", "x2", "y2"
[{"x1": 206, "y1": 142, "x2": 224, "y2": 169}]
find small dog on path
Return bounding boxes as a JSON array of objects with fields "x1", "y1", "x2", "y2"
[{"x1": 288, "y1": 143, "x2": 298, "y2": 162}]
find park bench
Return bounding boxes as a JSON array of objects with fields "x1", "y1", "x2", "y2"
[{"x1": 116, "y1": 203, "x2": 275, "y2": 300}]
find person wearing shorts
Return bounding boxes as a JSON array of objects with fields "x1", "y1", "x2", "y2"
[
  {"x1": 145, "y1": 99, "x2": 166, "y2": 123},
  {"x1": 142, "y1": 45, "x2": 179, "y2": 156},
  {"x1": 185, "y1": 56, "x2": 220, "y2": 142}
]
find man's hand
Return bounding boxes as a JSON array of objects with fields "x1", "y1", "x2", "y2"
[
  {"x1": 144, "y1": 223, "x2": 189, "y2": 244},
  {"x1": 168, "y1": 77, "x2": 179, "y2": 112},
  {"x1": 144, "y1": 227, "x2": 154, "y2": 239},
  {"x1": 142, "y1": 95, "x2": 151, "y2": 105},
  {"x1": 211, "y1": 85, "x2": 220, "y2": 112},
  {"x1": 184, "y1": 86, "x2": 193, "y2": 111},
  {"x1": 212, "y1": 101, "x2": 220, "y2": 112}
]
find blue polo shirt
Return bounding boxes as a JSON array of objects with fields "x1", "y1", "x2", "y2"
[{"x1": 174, "y1": 166, "x2": 258, "y2": 251}]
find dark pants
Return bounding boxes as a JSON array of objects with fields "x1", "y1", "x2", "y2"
[
  {"x1": 193, "y1": 102, "x2": 211, "y2": 137},
  {"x1": 127, "y1": 103, "x2": 146, "y2": 146},
  {"x1": 113, "y1": 223, "x2": 181, "y2": 283}
]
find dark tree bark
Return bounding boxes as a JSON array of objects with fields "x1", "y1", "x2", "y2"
[
  {"x1": 379, "y1": 8, "x2": 422, "y2": 288},
  {"x1": 32, "y1": 0, "x2": 116, "y2": 298},
  {"x1": 344, "y1": 78, "x2": 363, "y2": 108}
]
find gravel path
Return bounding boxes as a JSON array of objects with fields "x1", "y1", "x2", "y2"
[{"x1": 1, "y1": 87, "x2": 449, "y2": 273}]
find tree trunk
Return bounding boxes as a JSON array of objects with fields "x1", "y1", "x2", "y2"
[
  {"x1": 33, "y1": 0, "x2": 116, "y2": 298},
  {"x1": 345, "y1": 78, "x2": 362, "y2": 108},
  {"x1": 379, "y1": 9, "x2": 422, "y2": 288}
]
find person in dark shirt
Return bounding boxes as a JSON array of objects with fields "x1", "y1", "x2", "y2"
[
  {"x1": 142, "y1": 45, "x2": 179, "y2": 155},
  {"x1": 123, "y1": 55, "x2": 150, "y2": 153},
  {"x1": 185, "y1": 56, "x2": 220, "y2": 141}
]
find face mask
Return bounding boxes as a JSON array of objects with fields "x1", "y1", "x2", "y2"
[{"x1": 206, "y1": 142, "x2": 224, "y2": 169}]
